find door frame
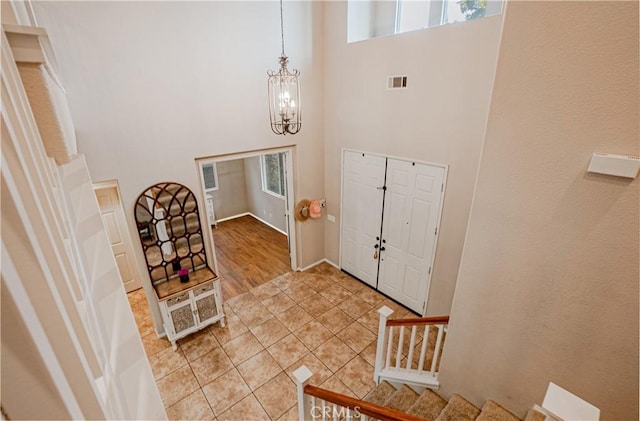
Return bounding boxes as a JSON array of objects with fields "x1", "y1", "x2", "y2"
[
  {"x1": 339, "y1": 148, "x2": 449, "y2": 315},
  {"x1": 93, "y1": 179, "x2": 144, "y2": 292},
  {"x1": 195, "y1": 146, "x2": 298, "y2": 271}
]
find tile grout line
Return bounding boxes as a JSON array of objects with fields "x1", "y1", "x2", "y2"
[{"x1": 131, "y1": 264, "x2": 399, "y2": 420}]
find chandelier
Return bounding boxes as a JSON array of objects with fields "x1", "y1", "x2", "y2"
[{"x1": 267, "y1": 0, "x2": 301, "y2": 135}]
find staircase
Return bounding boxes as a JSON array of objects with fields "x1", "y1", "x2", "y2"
[
  {"x1": 293, "y1": 305, "x2": 547, "y2": 421},
  {"x1": 362, "y1": 380, "x2": 544, "y2": 421},
  {"x1": 294, "y1": 367, "x2": 546, "y2": 421}
]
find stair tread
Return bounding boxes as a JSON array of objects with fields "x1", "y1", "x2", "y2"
[
  {"x1": 384, "y1": 385, "x2": 421, "y2": 412},
  {"x1": 363, "y1": 381, "x2": 396, "y2": 406},
  {"x1": 476, "y1": 400, "x2": 520, "y2": 421},
  {"x1": 435, "y1": 394, "x2": 481, "y2": 421},
  {"x1": 407, "y1": 389, "x2": 448, "y2": 420},
  {"x1": 524, "y1": 409, "x2": 546, "y2": 421}
]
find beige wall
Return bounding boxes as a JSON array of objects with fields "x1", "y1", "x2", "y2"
[
  {"x1": 245, "y1": 156, "x2": 287, "y2": 233},
  {"x1": 323, "y1": 2, "x2": 503, "y2": 315},
  {"x1": 209, "y1": 159, "x2": 249, "y2": 221},
  {"x1": 32, "y1": 2, "x2": 326, "y2": 303},
  {"x1": 440, "y1": 2, "x2": 639, "y2": 420}
]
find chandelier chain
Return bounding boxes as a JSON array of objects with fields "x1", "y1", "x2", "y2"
[{"x1": 280, "y1": 0, "x2": 285, "y2": 57}]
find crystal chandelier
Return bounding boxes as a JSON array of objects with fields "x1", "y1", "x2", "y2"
[{"x1": 267, "y1": 0, "x2": 301, "y2": 135}]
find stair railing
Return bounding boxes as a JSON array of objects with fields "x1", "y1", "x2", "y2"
[
  {"x1": 374, "y1": 306, "x2": 449, "y2": 390},
  {"x1": 293, "y1": 365, "x2": 428, "y2": 421}
]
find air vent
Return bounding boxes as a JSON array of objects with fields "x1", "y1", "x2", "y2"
[{"x1": 387, "y1": 75, "x2": 408, "y2": 89}]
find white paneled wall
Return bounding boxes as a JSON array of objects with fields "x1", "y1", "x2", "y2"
[{"x1": 1, "y1": 26, "x2": 164, "y2": 420}]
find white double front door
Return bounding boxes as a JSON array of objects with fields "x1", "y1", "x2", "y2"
[{"x1": 341, "y1": 151, "x2": 446, "y2": 314}]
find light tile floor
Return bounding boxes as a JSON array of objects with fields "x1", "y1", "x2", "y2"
[{"x1": 127, "y1": 263, "x2": 413, "y2": 420}]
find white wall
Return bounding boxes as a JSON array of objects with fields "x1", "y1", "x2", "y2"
[
  {"x1": 323, "y1": 1, "x2": 503, "y2": 315},
  {"x1": 33, "y1": 1, "x2": 325, "y2": 330},
  {"x1": 440, "y1": 2, "x2": 639, "y2": 420},
  {"x1": 244, "y1": 156, "x2": 287, "y2": 233}
]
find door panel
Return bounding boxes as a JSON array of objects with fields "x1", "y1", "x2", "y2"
[
  {"x1": 102, "y1": 211, "x2": 123, "y2": 245},
  {"x1": 114, "y1": 253, "x2": 133, "y2": 285},
  {"x1": 95, "y1": 186, "x2": 142, "y2": 292},
  {"x1": 378, "y1": 159, "x2": 445, "y2": 313},
  {"x1": 341, "y1": 151, "x2": 386, "y2": 287}
]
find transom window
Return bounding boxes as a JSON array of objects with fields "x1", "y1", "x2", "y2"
[
  {"x1": 348, "y1": 0, "x2": 504, "y2": 43},
  {"x1": 260, "y1": 153, "x2": 286, "y2": 198}
]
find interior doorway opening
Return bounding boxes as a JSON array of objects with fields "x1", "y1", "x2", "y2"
[
  {"x1": 93, "y1": 180, "x2": 143, "y2": 293},
  {"x1": 196, "y1": 147, "x2": 297, "y2": 299}
]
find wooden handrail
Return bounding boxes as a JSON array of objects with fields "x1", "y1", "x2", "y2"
[
  {"x1": 304, "y1": 385, "x2": 430, "y2": 421},
  {"x1": 386, "y1": 316, "x2": 449, "y2": 327}
]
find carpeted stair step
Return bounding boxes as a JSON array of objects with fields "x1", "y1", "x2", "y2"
[
  {"x1": 407, "y1": 389, "x2": 448, "y2": 420},
  {"x1": 384, "y1": 384, "x2": 421, "y2": 413},
  {"x1": 435, "y1": 393, "x2": 481, "y2": 421},
  {"x1": 476, "y1": 400, "x2": 520, "y2": 421},
  {"x1": 363, "y1": 381, "x2": 397, "y2": 406},
  {"x1": 524, "y1": 408, "x2": 546, "y2": 421}
]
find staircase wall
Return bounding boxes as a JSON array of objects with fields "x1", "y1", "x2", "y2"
[{"x1": 441, "y1": 2, "x2": 639, "y2": 421}]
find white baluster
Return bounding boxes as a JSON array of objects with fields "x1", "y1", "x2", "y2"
[
  {"x1": 385, "y1": 326, "x2": 393, "y2": 370},
  {"x1": 417, "y1": 325, "x2": 429, "y2": 373},
  {"x1": 395, "y1": 326, "x2": 404, "y2": 369},
  {"x1": 293, "y1": 365, "x2": 313, "y2": 421},
  {"x1": 406, "y1": 326, "x2": 417, "y2": 371},
  {"x1": 430, "y1": 325, "x2": 445, "y2": 375},
  {"x1": 375, "y1": 306, "x2": 394, "y2": 383}
]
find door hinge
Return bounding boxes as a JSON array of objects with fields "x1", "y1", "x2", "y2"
[
  {"x1": 428, "y1": 267, "x2": 432, "y2": 275},
  {"x1": 441, "y1": 183, "x2": 444, "y2": 192},
  {"x1": 434, "y1": 227, "x2": 438, "y2": 235}
]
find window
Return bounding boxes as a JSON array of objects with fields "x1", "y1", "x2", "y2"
[
  {"x1": 260, "y1": 153, "x2": 286, "y2": 198},
  {"x1": 348, "y1": 0, "x2": 503, "y2": 43},
  {"x1": 200, "y1": 162, "x2": 219, "y2": 192}
]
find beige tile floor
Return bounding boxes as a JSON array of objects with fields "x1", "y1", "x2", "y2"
[{"x1": 127, "y1": 263, "x2": 413, "y2": 421}]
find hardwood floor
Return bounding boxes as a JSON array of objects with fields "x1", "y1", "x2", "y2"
[{"x1": 211, "y1": 215, "x2": 291, "y2": 300}]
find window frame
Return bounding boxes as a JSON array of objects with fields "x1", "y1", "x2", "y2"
[
  {"x1": 260, "y1": 153, "x2": 286, "y2": 200},
  {"x1": 200, "y1": 161, "x2": 219, "y2": 193}
]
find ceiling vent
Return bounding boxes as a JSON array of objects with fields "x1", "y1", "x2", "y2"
[{"x1": 387, "y1": 75, "x2": 408, "y2": 89}]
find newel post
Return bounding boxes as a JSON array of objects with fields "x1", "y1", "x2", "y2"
[
  {"x1": 374, "y1": 306, "x2": 394, "y2": 384},
  {"x1": 293, "y1": 365, "x2": 313, "y2": 421}
]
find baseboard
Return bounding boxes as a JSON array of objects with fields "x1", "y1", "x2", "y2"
[
  {"x1": 297, "y1": 258, "x2": 340, "y2": 272},
  {"x1": 247, "y1": 213, "x2": 288, "y2": 236},
  {"x1": 324, "y1": 259, "x2": 340, "y2": 270},
  {"x1": 215, "y1": 212, "x2": 251, "y2": 224}
]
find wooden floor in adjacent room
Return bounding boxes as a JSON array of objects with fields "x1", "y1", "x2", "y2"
[{"x1": 211, "y1": 215, "x2": 291, "y2": 300}]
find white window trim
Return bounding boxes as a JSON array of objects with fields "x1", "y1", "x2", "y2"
[{"x1": 260, "y1": 154, "x2": 286, "y2": 200}]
